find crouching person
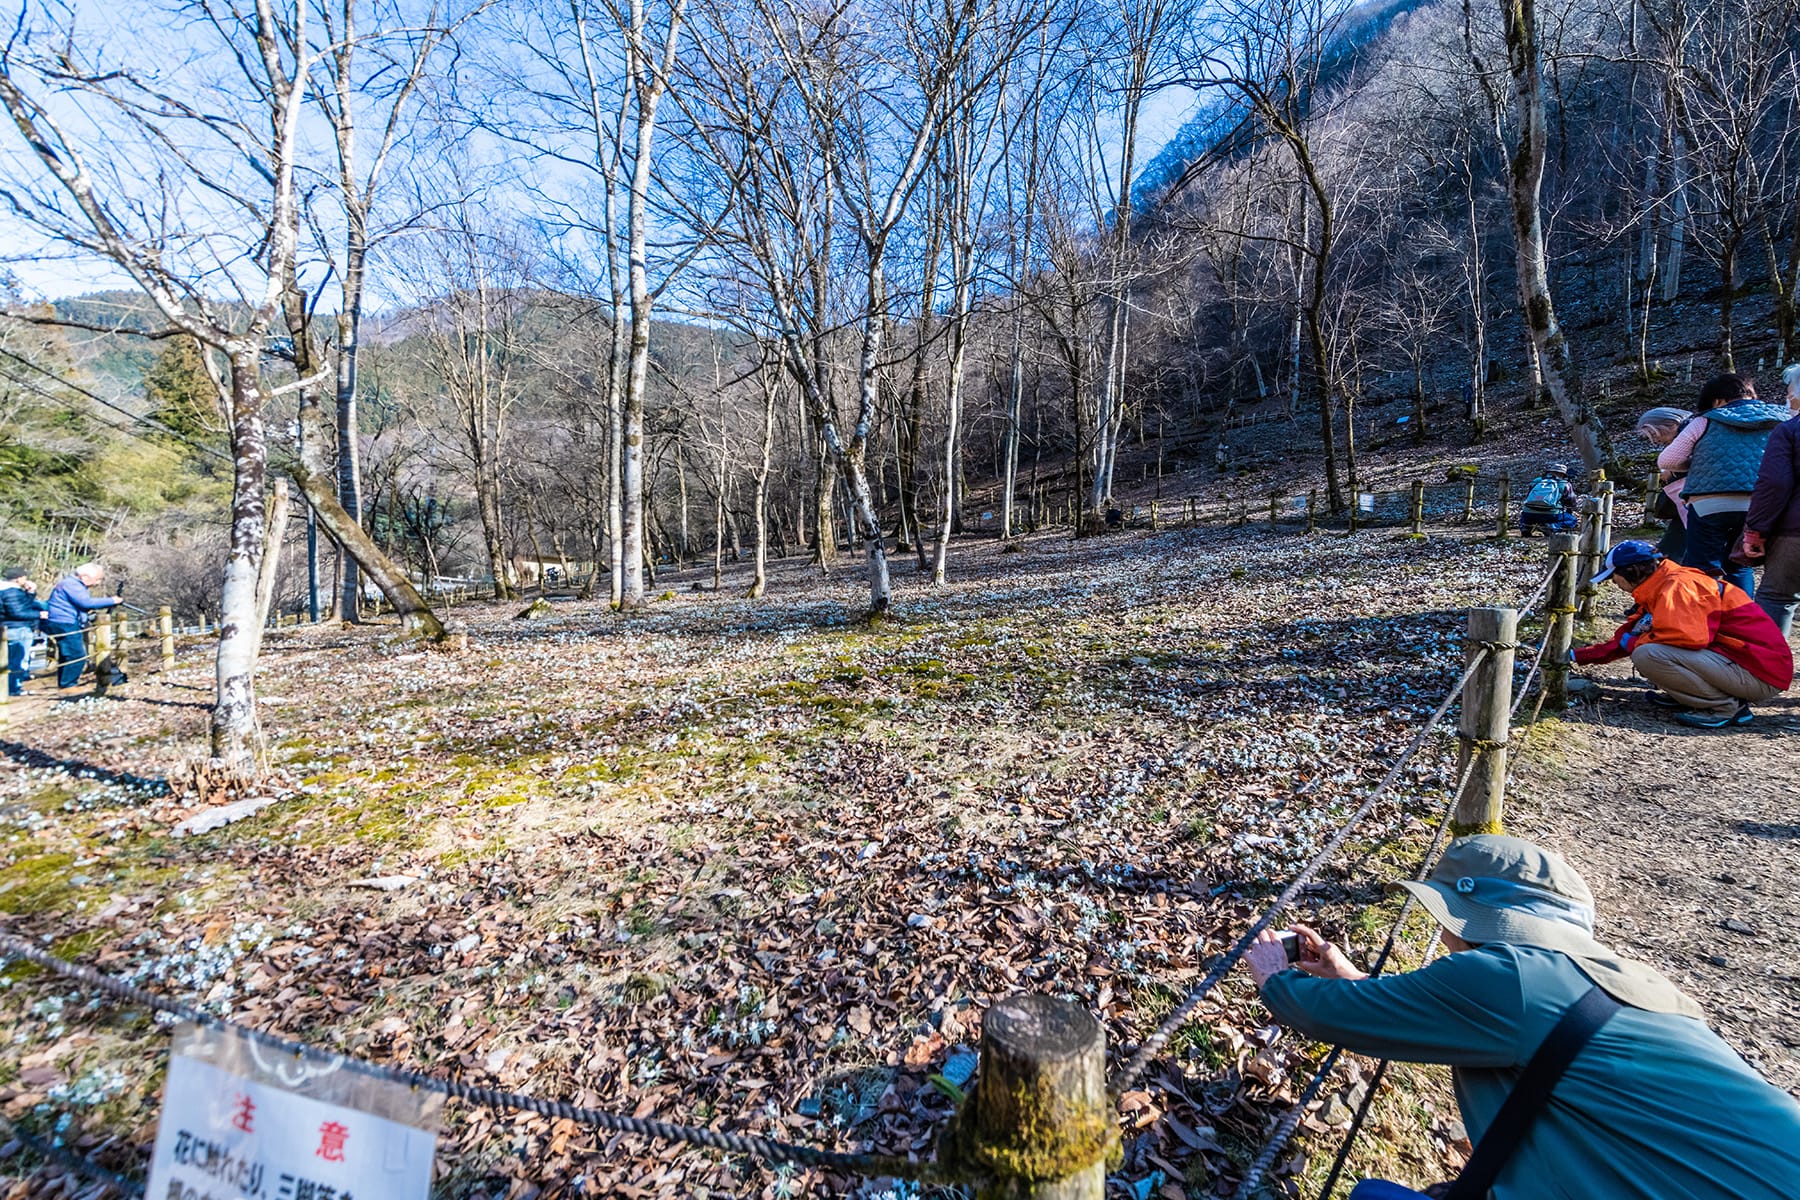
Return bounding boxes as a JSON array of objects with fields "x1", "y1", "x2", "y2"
[
  {"x1": 1572, "y1": 540, "x2": 1792, "y2": 728},
  {"x1": 1242, "y1": 835, "x2": 1800, "y2": 1200}
]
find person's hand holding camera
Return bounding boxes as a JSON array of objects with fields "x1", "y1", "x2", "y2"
[{"x1": 1243, "y1": 923, "x2": 1367, "y2": 988}]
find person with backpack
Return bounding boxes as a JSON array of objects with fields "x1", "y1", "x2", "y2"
[
  {"x1": 1656, "y1": 374, "x2": 1791, "y2": 595},
  {"x1": 1243, "y1": 835, "x2": 1800, "y2": 1200},
  {"x1": 43, "y1": 563, "x2": 123, "y2": 691},
  {"x1": 1517, "y1": 463, "x2": 1577, "y2": 537}
]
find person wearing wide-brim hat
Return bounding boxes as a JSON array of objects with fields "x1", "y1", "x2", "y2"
[{"x1": 1241, "y1": 835, "x2": 1800, "y2": 1199}]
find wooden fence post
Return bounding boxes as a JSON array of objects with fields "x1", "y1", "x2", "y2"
[
  {"x1": 159, "y1": 606, "x2": 175, "y2": 671},
  {"x1": 1597, "y1": 480, "x2": 1615, "y2": 554},
  {"x1": 1496, "y1": 475, "x2": 1511, "y2": 538},
  {"x1": 1543, "y1": 533, "x2": 1579, "y2": 711},
  {"x1": 1410, "y1": 480, "x2": 1426, "y2": 535},
  {"x1": 1456, "y1": 606, "x2": 1516, "y2": 835},
  {"x1": 1575, "y1": 497, "x2": 1604, "y2": 621},
  {"x1": 1463, "y1": 471, "x2": 1477, "y2": 523},
  {"x1": 1306, "y1": 490, "x2": 1317, "y2": 535},
  {"x1": 1348, "y1": 492, "x2": 1360, "y2": 534},
  {"x1": 950, "y1": 994, "x2": 1113, "y2": 1198},
  {"x1": 1268, "y1": 493, "x2": 1278, "y2": 529},
  {"x1": 1150, "y1": 500, "x2": 1160, "y2": 531},
  {"x1": 1643, "y1": 468, "x2": 1661, "y2": 525}
]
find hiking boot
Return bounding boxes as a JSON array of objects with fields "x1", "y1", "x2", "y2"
[
  {"x1": 1674, "y1": 705, "x2": 1750, "y2": 729},
  {"x1": 1647, "y1": 692, "x2": 1682, "y2": 709}
]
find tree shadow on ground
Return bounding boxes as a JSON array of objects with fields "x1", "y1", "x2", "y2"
[{"x1": 0, "y1": 738, "x2": 169, "y2": 792}]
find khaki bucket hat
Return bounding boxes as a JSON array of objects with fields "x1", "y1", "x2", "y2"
[{"x1": 1394, "y1": 835, "x2": 1703, "y2": 1018}]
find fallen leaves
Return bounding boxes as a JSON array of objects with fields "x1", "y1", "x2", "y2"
[{"x1": 0, "y1": 522, "x2": 1552, "y2": 1196}]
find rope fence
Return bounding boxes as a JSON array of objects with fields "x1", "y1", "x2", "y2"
[
  {"x1": 0, "y1": 506, "x2": 1602, "y2": 1198},
  {"x1": 0, "y1": 933, "x2": 964, "y2": 1191}
]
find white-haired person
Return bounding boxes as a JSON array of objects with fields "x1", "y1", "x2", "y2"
[
  {"x1": 1242, "y1": 835, "x2": 1800, "y2": 1199},
  {"x1": 43, "y1": 562, "x2": 122, "y2": 691}
]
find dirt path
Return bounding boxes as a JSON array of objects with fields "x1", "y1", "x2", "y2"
[{"x1": 1511, "y1": 643, "x2": 1800, "y2": 1095}]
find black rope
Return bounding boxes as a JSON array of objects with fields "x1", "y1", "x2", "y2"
[
  {"x1": 0, "y1": 934, "x2": 965, "y2": 1186},
  {"x1": 1110, "y1": 646, "x2": 1491, "y2": 1093},
  {"x1": 1243, "y1": 758, "x2": 1476, "y2": 1200},
  {"x1": 0, "y1": 1112, "x2": 144, "y2": 1197}
]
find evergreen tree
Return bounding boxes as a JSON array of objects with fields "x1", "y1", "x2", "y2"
[{"x1": 144, "y1": 338, "x2": 223, "y2": 446}]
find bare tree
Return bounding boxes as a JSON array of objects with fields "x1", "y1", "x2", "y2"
[
  {"x1": 0, "y1": 0, "x2": 325, "y2": 780},
  {"x1": 1467, "y1": 0, "x2": 1613, "y2": 471},
  {"x1": 308, "y1": 0, "x2": 491, "y2": 621}
]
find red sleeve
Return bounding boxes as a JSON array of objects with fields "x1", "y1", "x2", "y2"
[{"x1": 1574, "y1": 619, "x2": 1633, "y2": 665}]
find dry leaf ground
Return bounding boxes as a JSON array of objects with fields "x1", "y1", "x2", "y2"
[{"x1": 0, "y1": 518, "x2": 1791, "y2": 1199}]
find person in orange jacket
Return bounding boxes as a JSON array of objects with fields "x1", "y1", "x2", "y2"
[{"x1": 1574, "y1": 540, "x2": 1793, "y2": 728}]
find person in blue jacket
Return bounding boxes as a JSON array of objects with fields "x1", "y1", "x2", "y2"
[
  {"x1": 44, "y1": 563, "x2": 122, "y2": 690},
  {"x1": 0, "y1": 567, "x2": 47, "y2": 696}
]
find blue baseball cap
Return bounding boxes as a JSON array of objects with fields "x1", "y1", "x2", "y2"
[{"x1": 1590, "y1": 540, "x2": 1662, "y2": 583}]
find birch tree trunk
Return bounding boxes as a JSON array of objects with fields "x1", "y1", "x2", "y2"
[
  {"x1": 1498, "y1": 0, "x2": 1611, "y2": 472},
  {"x1": 748, "y1": 358, "x2": 777, "y2": 599},
  {"x1": 214, "y1": 351, "x2": 270, "y2": 776},
  {"x1": 252, "y1": 479, "x2": 290, "y2": 659}
]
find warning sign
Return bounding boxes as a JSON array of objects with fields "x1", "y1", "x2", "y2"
[{"x1": 147, "y1": 1024, "x2": 440, "y2": 1200}]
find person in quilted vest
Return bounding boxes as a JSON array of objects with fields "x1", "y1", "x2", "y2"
[{"x1": 1657, "y1": 375, "x2": 1790, "y2": 594}]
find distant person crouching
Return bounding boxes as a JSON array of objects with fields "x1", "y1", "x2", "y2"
[
  {"x1": 0, "y1": 567, "x2": 47, "y2": 697},
  {"x1": 1574, "y1": 540, "x2": 1792, "y2": 728},
  {"x1": 43, "y1": 563, "x2": 123, "y2": 691},
  {"x1": 1516, "y1": 462, "x2": 1578, "y2": 537},
  {"x1": 1242, "y1": 836, "x2": 1800, "y2": 1200}
]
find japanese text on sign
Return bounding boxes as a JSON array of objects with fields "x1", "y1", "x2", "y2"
[{"x1": 147, "y1": 1024, "x2": 440, "y2": 1200}]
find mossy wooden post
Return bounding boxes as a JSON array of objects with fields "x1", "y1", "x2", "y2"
[
  {"x1": 1410, "y1": 480, "x2": 1426, "y2": 535},
  {"x1": 158, "y1": 606, "x2": 175, "y2": 671},
  {"x1": 1306, "y1": 490, "x2": 1317, "y2": 534},
  {"x1": 1150, "y1": 500, "x2": 1160, "y2": 531},
  {"x1": 1543, "y1": 533, "x2": 1579, "y2": 710},
  {"x1": 1267, "y1": 493, "x2": 1278, "y2": 529},
  {"x1": 1497, "y1": 475, "x2": 1511, "y2": 538},
  {"x1": 1643, "y1": 468, "x2": 1661, "y2": 524},
  {"x1": 1348, "y1": 493, "x2": 1360, "y2": 534},
  {"x1": 957, "y1": 994, "x2": 1114, "y2": 1198},
  {"x1": 1575, "y1": 497, "x2": 1604, "y2": 621},
  {"x1": 1463, "y1": 470, "x2": 1477, "y2": 523},
  {"x1": 1455, "y1": 606, "x2": 1515, "y2": 834}
]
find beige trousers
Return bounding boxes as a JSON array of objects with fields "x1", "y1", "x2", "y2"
[{"x1": 1631, "y1": 643, "x2": 1780, "y2": 714}]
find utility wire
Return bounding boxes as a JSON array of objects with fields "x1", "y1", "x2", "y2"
[{"x1": 0, "y1": 346, "x2": 231, "y2": 463}]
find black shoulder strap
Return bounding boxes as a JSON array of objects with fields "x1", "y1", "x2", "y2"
[{"x1": 1444, "y1": 985, "x2": 1623, "y2": 1200}]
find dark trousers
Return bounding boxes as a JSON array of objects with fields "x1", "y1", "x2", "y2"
[
  {"x1": 1755, "y1": 533, "x2": 1800, "y2": 637},
  {"x1": 44, "y1": 622, "x2": 87, "y2": 689},
  {"x1": 1681, "y1": 509, "x2": 1756, "y2": 596},
  {"x1": 1656, "y1": 518, "x2": 1687, "y2": 562}
]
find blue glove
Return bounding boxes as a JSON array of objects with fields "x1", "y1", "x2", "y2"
[{"x1": 1619, "y1": 633, "x2": 1634, "y2": 653}]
